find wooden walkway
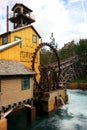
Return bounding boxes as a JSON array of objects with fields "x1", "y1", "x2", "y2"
[{"x1": 48, "y1": 56, "x2": 84, "y2": 85}]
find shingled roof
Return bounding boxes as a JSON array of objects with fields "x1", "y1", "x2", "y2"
[{"x1": 0, "y1": 60, "x2": 36, "y2": 76}]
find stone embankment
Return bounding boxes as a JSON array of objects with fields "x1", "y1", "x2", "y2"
[{"x1": 66, "y1": 83, "x2": 87, "y2": 90}]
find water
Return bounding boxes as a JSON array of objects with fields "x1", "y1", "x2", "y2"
[
  {"x1": 7, "y1": 90, "x2": 87, "y2": 130},
  {"x1": 59, "y1": 96, "x2": 65, "y2": 105}
]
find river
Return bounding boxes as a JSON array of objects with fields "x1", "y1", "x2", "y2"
[{"x1": 7, "y1": 90, "x2": 87, "y2": 130}]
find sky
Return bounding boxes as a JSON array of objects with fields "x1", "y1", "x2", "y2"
[{"x1": 0, "y1": 0, "x2": 87, "y2": 49}]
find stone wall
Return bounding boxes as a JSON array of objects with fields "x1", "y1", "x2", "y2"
[{"x1": 66, "y1": 83, "x2": 87, "y2": 90}]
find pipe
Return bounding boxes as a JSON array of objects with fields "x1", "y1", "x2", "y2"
[{"x1": 6, "y1": 6, "x2": 9, "y2": 32}]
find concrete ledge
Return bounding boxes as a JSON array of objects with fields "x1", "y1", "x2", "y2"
[{"x1": 34, "y1": 89, "x2": 68, "y2": 112}]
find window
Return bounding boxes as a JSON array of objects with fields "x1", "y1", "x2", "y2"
[
  {"x1": 14, "y1": 36, "x2": 22, "y2": 48},
  {"x1": 2, "y1": 36, "x2": 8, "y2": 45},
  {"x1": 32, "y1": 35, "x2": 37, "y2": 43},
  {"x1": 21, "y1": 76, "x2": 30, "y2": 90}
]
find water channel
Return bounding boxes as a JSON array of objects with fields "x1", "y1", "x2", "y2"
[{"x1": 7, "y1": 90, "x2": 87, "y2": 130}]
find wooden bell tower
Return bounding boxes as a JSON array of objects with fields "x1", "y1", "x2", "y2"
[{"x1": 9, "y1": 3, "x2": 35, "y2": 29}]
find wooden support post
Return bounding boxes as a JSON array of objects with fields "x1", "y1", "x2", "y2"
[
  {"x1": 0, "y1": 118, "x2": 7, "y2": 130},
  {"x1": 30, "y1": 107, "x2": 36, "y2": 121},
  {"x1": 0, "y1": 111, "x2": 1, "y2": 119}
]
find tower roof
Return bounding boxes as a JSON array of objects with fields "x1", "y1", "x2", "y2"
[
  {"x1": 12, "y1": 3, "x2": 33, "y2": 12},
  {"x1": 9, "y1": 3, "x2": 35, "y2": 29}
]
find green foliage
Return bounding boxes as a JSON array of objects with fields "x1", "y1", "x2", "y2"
[
  {"x1": 40, "y1": 40, "x2": 76, "y2": 65},
  {"x1": 75, "y1": 39, "x2": 87, "y2": 65},
  {"x1": 40, "y1": 39, "x2": 87, "y2": 69},
  {"x1": 40, "y1": 48, "x2": 57, "y2": 65},
  {"x1": 73, "y1": 76, "x2": 87, "y2": 83},
  {"x1": 58, "y1": 40, "x2": 76, "y2": 60}
]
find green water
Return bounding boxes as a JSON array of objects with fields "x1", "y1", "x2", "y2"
[{"x1": 7, "y1": 90, "x2": 87, "y2": 130}]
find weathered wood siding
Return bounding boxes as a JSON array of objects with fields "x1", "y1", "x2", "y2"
[{"x1": 1, "y1": 77, "x2": 34, "y2": 106}]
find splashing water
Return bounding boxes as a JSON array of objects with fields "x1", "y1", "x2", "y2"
[{"x1": 59, "y1": 96, "x2": 65, "y2": 105}]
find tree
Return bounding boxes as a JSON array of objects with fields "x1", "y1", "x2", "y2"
[
  {"x1": 40, "y1": 47, "x2": 57, "y2": 65},
  {"x1": 75, "y1": 39, "x2": 87, "y2": 64},
  {"x1": 58, "y1": 40, "x2": 76, "y2": 60},
  {"x1": 75, "y1": 39, "x2": 87, "y2": 74}
]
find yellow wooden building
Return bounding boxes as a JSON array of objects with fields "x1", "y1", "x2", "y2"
[
  {"x1": 0, "y1": 3, "x2": 41, "y2": 125},
  {"x1": 0, "y1": 3, "x2": 41, "y2": 81}
]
